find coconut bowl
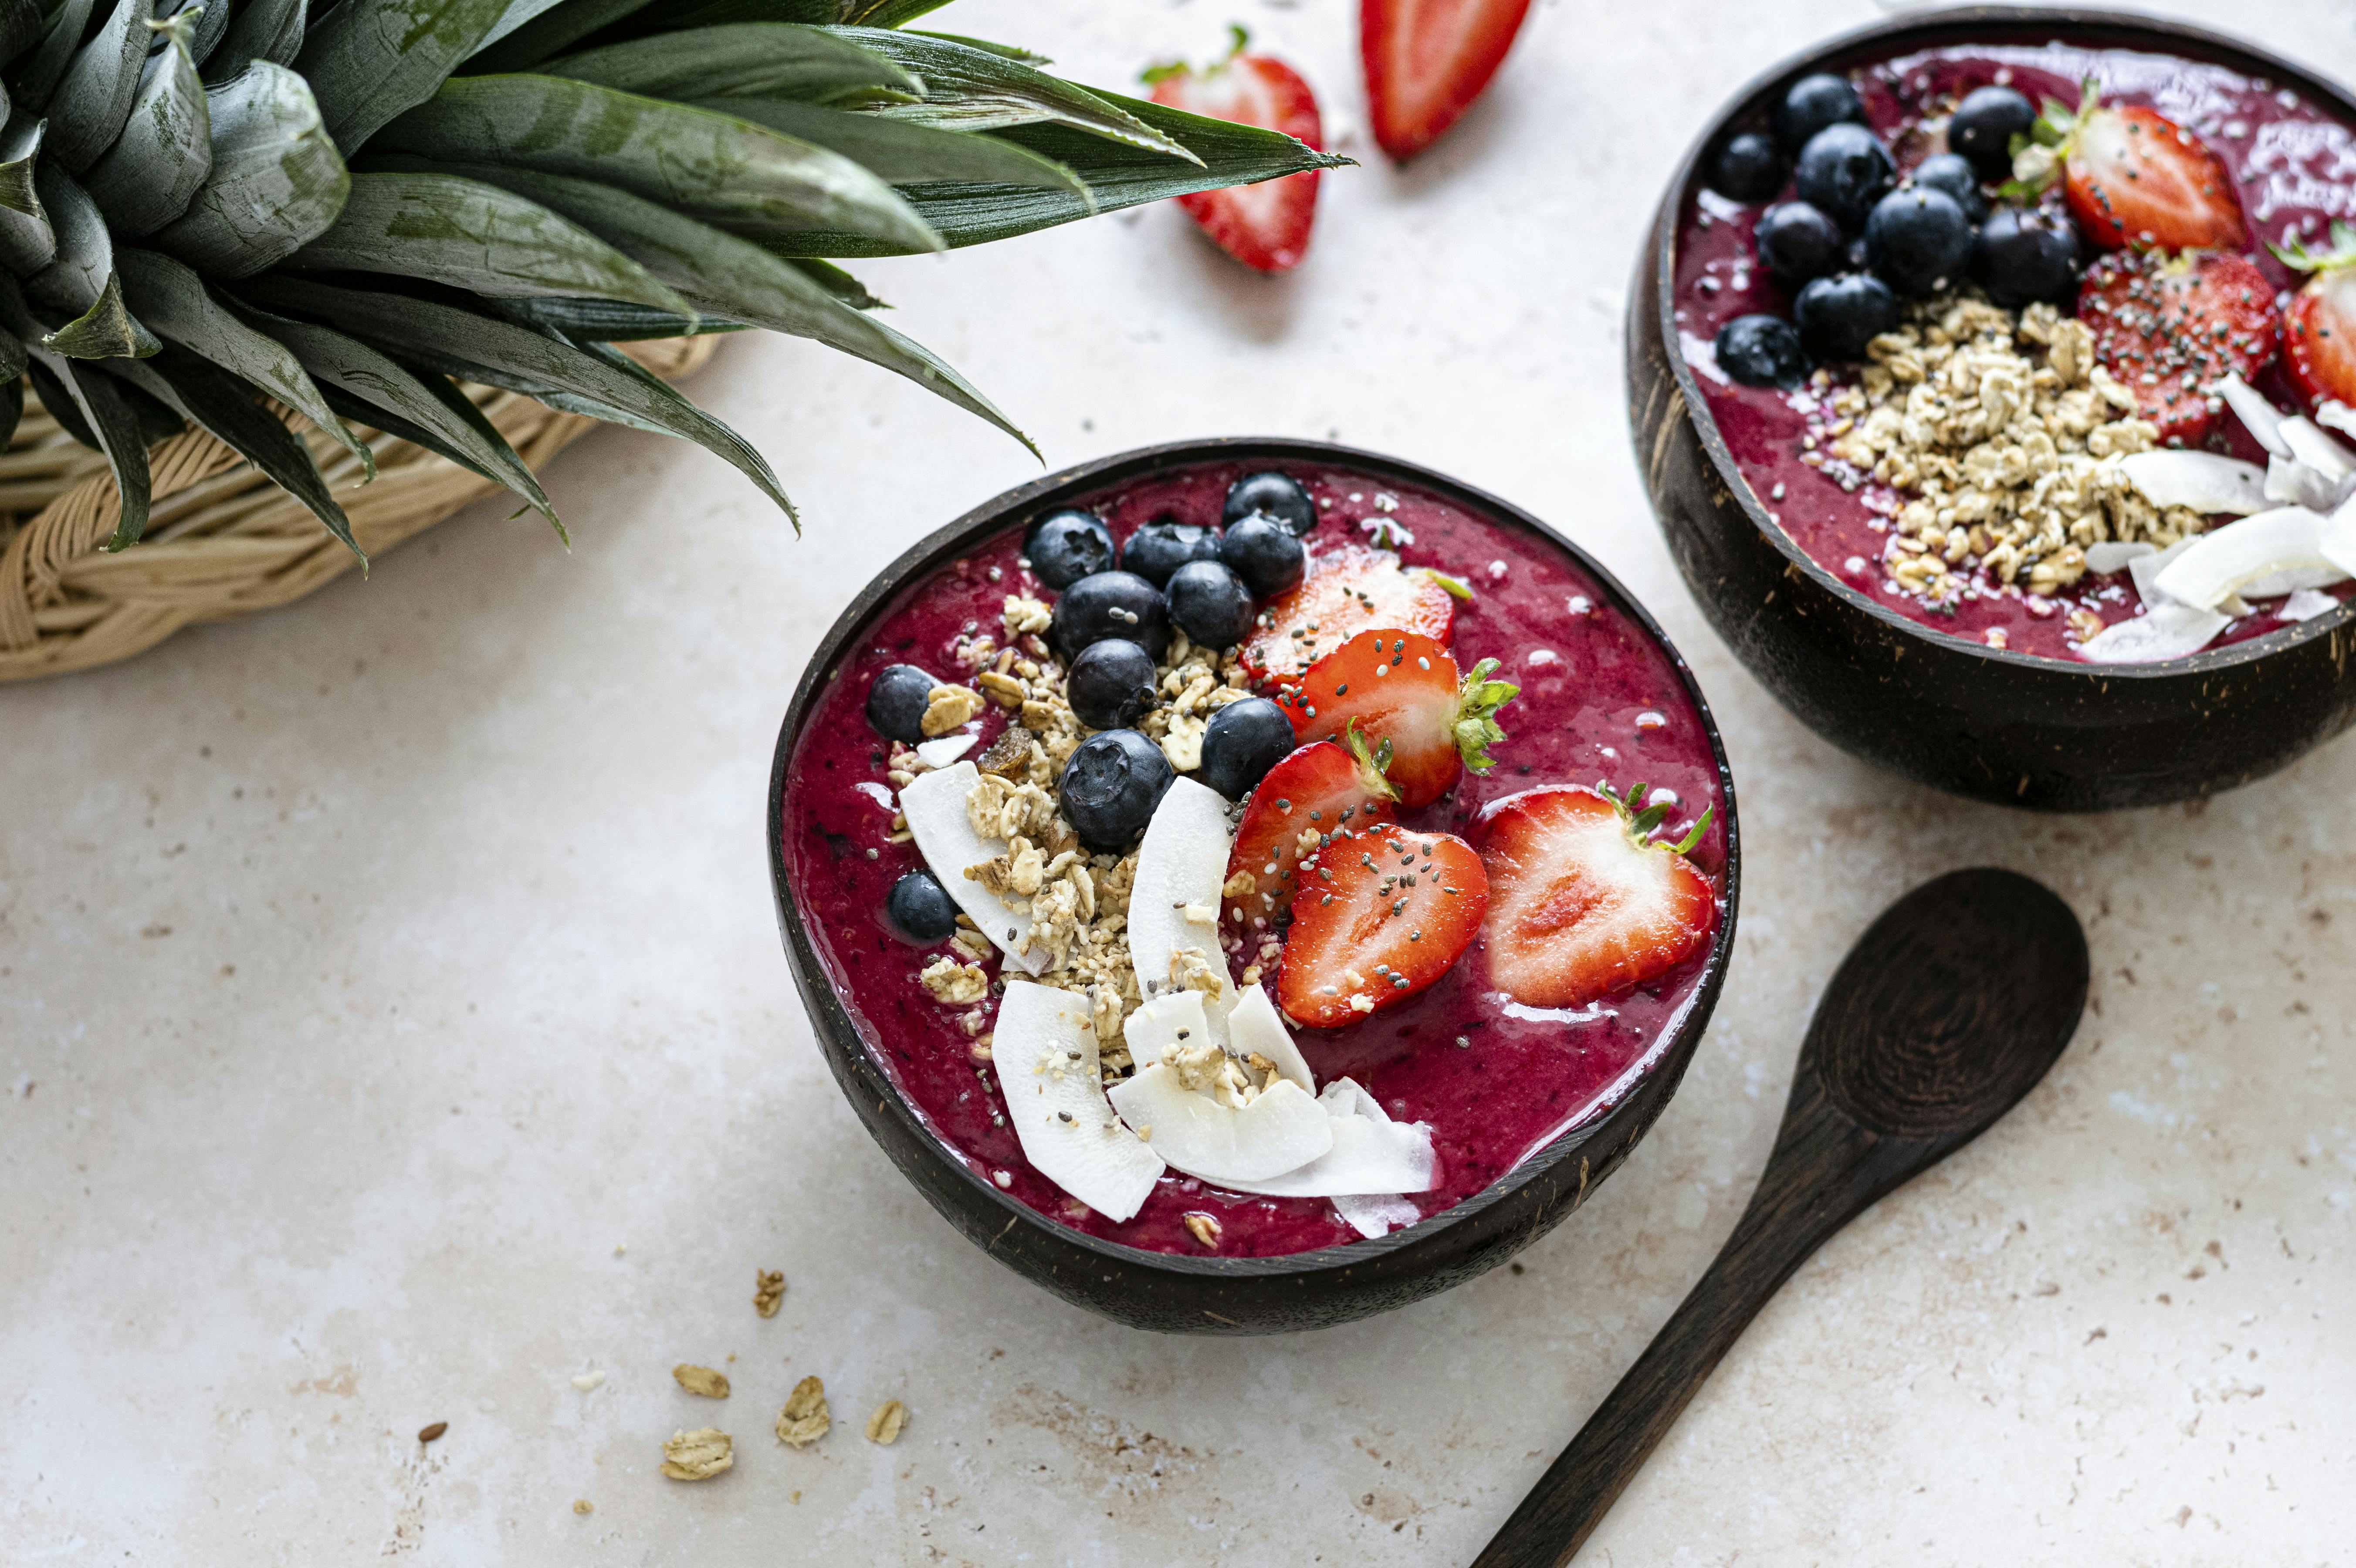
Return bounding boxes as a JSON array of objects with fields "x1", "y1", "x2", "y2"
[
  {"x1": 1629, "y1": 6, "x2": 2356, "y2": 812},
  {"x1": 766, "y1": 439, "x2": 1740, "y2": 1335}
]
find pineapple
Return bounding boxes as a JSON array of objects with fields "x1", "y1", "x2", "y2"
[{"x1": 0, "y1": 0, "x2": 1339, "y2": 555}]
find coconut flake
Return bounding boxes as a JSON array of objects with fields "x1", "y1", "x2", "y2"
[
  {"x1": 897, "y1": 762, "x2": 1046, "y2": 975},
  {"x1": 2280, "y1": 416, "x2": 2356, "y2": 492},
  {"x1": 2319, "y1": 399, "x2": 2356, "y2": 438},
  {"x1": 1127, "y1": 777, "x2": 1234, "y2": 1008},
  {"x1": 2240, "y1": 564, "x2": 2351, "y2": 598},
  {"x1": 1333, "y1": 1194, "x2": 1422, "y2": 1240},
  {"x1": 2119, "y1": 451, "x2": 2268, "y2": 515},
  {"x1": 992, "y1": 980, "x2": 1163, "y2": 1221},
  {"x1": 914, "y1": 732, "x2": 977, "y2": 769},
  {"x1": 2083, "y1": 540, "x2": 2157, "y2": 576},
  {"x1": 2264, "y1": 453, "x2": 2344, "y2": 514},
  {"x1": 1107, "y1": 1067, "x2": 1330, "y2": 1185},
  {"x1": 2217, "y1": 374, "x2": 2291, "y2": 458},
  {"x1": 1225, "y1": 984, "x2": 1314, "y2": 1094},
  {"x1": 2322, "y1": 500, "x2": 2356, "y2": 578},
  {"x1": 2153, "y1": 506, "x2": 2333, "y2": 612},
  {"x1": 2078, "y1": 603, "x2": 2231, "y2": 663},
  {"x1": 1220, "y1": 1078, "x2": 1437, "y2": 1200}
]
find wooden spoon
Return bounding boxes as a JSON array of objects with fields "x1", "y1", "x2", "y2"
[{"x1": 1472, "y1": 867, "x2": 2089, "y2": 1567}]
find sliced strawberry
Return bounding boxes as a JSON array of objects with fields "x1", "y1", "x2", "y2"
[
  {"x1": 1222, "y1": 735, "x2": 1399, "y2": 933},
  {"x1": 2078, "y1": 249, "x2": 2276, "y2": 443},
  {"x1": 1473, "y1": 784, "x2": 1717, "y2": 1010},
  {"x1": 2010, "y1": 84, "x2": 2244, "y2": 253},
  {"x1": 1275, "y1": 629, "x2": 1516, "y2": 810},
  {"x1": 2274, "y1": 221, "x2": 2356, "y2": 411},
  {"x1": 1238, "y1": 544, "x2": 1462, "y2": 684},
  {"x1": 1147, "y1": 28, "x2": 1324, "y2": 273},
  {"x1": 1277, "y1": 821, "x2": 1488, "y2": 1027},
  {"x1": 1361, "y1": 0, "x2": 1534, "y2": 162}
]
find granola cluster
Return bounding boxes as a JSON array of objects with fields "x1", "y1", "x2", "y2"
[{"x1": 1814, "y1": 295, "x2": 2208, "y2": 604}]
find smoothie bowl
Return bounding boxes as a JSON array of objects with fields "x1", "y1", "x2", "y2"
[
  {"x1": 768, "y1": 440, "x2": 1737, "y2": 1333},
  {"x1": 1632, "y1": 7, "x2": 2356, "y2": 811}
]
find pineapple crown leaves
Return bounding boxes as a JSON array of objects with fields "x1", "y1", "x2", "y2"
[
  {"x1": 1140, "y1": 23, "x2": 1249, "y2": 87},
  {"x1": 1337, "y1": 717, "x2": 1402, "y2": 803},
  {"x1": 2269, "y1": 218, "x2": 2356, "y2": 275},
  {"x1": 1998, "y1": 76, "x2": 2101, "y2": 202},
  {"x1": 1449, "y1": 656, "x2": 1518, "y2": 775},
  {"x1": 1597, "y1": 779, "x2": 1714, "y2": 857},
  {"x1": 0, "y1": 0, "x2": 1344, "y2": 561}
]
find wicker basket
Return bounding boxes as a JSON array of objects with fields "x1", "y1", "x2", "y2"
[{"x1": 0, "y1": 335, "x2": 717, "y2": 683}]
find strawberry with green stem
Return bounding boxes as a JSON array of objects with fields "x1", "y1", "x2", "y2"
[
  {"x1": 2271, "y1": 220, "x2": 2356, "y2": 413},
  {"x1": 1276, "y1": 629, "x2": 1517, "y2": 810},
  {"x1": 2004, "y1": 79, "x2": 2245, "y2": 252},
  {"x1": 1147, "y1": 27, "x2": 1326, "y2": 273}
]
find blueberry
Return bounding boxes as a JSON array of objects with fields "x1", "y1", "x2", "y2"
[
  {"x1": 1949, "y1": 85, "x2": 2036, "y2": 182},
  {"x1": 1753, "y1": 201, "x2": 1847, "y2": 286},
  {"x1": 1223, "y1": 471, "x2": 1317, "y2": 536},
  {"x1": 1794, "y1": 123, "x2": 1895, "y2": 233},
  {"x1": 1973, "y1": 205, "x2": 2082, "y2": 307},
  {"x1": 865, "y1": 662, "x2": 935, "y2": 743},
  {"x1": 1773, "y1": 72, "x2": 1865, "y2": 155},
  {"x1": 1065, "y1": 638, "x2": 1160, "y2": 730},
  {"x1": 886, "y1": 869, "x2": 959, "y2": 943},
  {"x1": 1053, "y1": 571, "x2": 1170, "y2": 660},
  {"x1": 1794, "y1": 273, "x2": 1899, "y2": 362},
  {"x1": 1709, "y1": 131, "x2": 1786, "y2": 203},
  {"x1": 1059, "y1": 729, "x2": 1174, "y2": 852},
  {"x1": 1714, "y1": 314, "x2": 1811, "y2": 388},
  {"x1": 1196, "y1": 698, "x2": 1297, "y2": 801},
  {"x1": 1120, "y1": 518, "x2": 1223, "y2": 588},
  {"x1": 1165, "y1": 560, "x2": 1256, "y2": 650},
  {"x1": 1217, "y1": 514, "x2": 1306, "y2": 599},
  {"x1": 1908, "y1": 152, "x2": 1987, "y2": 223},
  {"x1": 1023, "y1": 508, "x2": 1116, "y2": 591},
  {"x1": 1864, "y1": 186, "x2": 1973, "y2": 297}
]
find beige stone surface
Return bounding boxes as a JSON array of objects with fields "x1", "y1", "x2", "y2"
[{"x1": 3, "y1": 1, "x2": 2352, "y2": 1562}]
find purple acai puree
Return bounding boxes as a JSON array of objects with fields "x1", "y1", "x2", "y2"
[
  {"x1": 781, "y1": 460, "x2": 1726, "y2": 1257},
  {"x1": 1675, "y1": 38, "x2": 2356, "y2": 662}
]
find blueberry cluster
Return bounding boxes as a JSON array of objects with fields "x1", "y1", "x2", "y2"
[
  {"x1": 868, "y1": 471, "x2": 1321, "y2": 853},
  {"x1": 1705, "y1": 77, "x2": 2081, "y2": 388}
]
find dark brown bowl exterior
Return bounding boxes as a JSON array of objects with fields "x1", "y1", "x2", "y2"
[
  {"x1": 1630, "y1": 6, "x2": 2356, "y2": 811},
  {"x1": 766, "y1": 439, "x2": 1740, "y2": 1335}
]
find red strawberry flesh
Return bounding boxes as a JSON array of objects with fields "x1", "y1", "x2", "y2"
[
  {"x1": 1239, "y1": 544, "x2": 1460, "y2": 685},
  {"x1": 1277, "y1": 822, "x2": 1489, "y2": 1027},
  {"x1": 2078, "y1": 249, "x2": 2277, "y2": 443},
  {"x1": 1148, "y1": 34, "x2": 1324, "y2": 273},
  {"x1": 1361, "y1": 0, "x2": 1534, "y2": 162},
  {"x1": 2286, "y1": 266, "x2": 2356, "y2": 412},
  {"x1": 1276, "y1": 629, "x2": 1517, "y2": 809},
  {"x1": 1222, "y1": 739, "x2": 1398, "y2": 934},
  {"x1": 2064, "y1": 103, "x2": 2245, "y2": 253}
]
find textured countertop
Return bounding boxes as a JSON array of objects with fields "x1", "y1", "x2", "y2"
[{"x1": 4, "y1": 1, "x2": 2352, "y2": 1562}]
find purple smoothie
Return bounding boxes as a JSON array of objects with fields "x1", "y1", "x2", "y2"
[
  {"x1": 1674, "y1": 37, "x2": 2356, "y2": 662},
  {"x1": 780, "y1": 460, "x2": 1727, "y2": 1257}
]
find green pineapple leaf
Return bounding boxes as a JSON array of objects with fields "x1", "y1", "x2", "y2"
[
  {"x1": 286, "y1": 170, "x2": 699, "y2": 321},
  {"x1": 116, "y1": 246, "x2": 369, "y2": 470},
  {"x1": 33, "y1": 348, "x2": 153, "y2": 547},
  {"x1": 205, "y1": 0, "x2": 304, "y2": 84},
  {"x1": 47, "y1": 0, "x2": 152, "y2": 174},
  {"x1": 0, "y1": 368, "x2": 19, "y2": 448},
  {"x1": 182, "y1": 0, "x2": 233, "y2": 68},
  {"x1": 42, "y1": 270, "x2": 161, "y2": 359},
  {"x1": 466, "y1": 0, "x2": 650, "y2": 73},
  {"x1": 153, "y1": 61, "x2": 349, "y2": 278},
  {"x1": 905, "y1": 34, "x2": 1049, "y2": 66},
  {"x1": 840, "y1": 1, "x2": 958, "y2": 30},
  {"x1": 374, "y1": 73, "x2": 943, "y2": 251},
  {"x1": 0, "y1": 0, "x2": 44, "y2": 66},
  {"x1": 835, "y1": 28, "x2": 1198, "y2": 162},
  {"x1": 27, "y1": 165, "x2": 164, "y2": 357},
  {"x1": 9, "y1": 0, "x2": 96, "y2": 112},
  {"x1": 293, "y1": 0, "x2": 514, "y2": 153},
  {"x1": 546, "y1": 22, "x2": 917, "y2": 101},
  {"x1": 704, "y1": 96, "x2": 1090, "y2": 200},
  {"x1": 83, "y1": 6, "x2": 213, "y2": 239},
  {"x1": 0, "y1": 118, "x2": 55, "y2": 275},
  {"x1": 491, "y1": 297, "x2": 727, "y2": 340}
]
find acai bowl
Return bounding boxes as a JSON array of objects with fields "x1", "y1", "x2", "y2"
[
  {"x1": 1632, "y1": 8, "x2": 2356, "y2": 810},
  {"x1": 768, "y1": 441, "x2": 1737, "y2": 1333}
]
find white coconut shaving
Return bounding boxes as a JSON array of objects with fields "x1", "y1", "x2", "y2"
[
  {"x1": 2078, "y1": 602, "x2": 2233, "y2": 663},
  {"x1": 992, "y1": 980, "x2": 1163, "y2": 1221},
  {"x1": 1333, "y1": 1194, "x2": 1422, "y2": 1240},
  {"x1": 2279, "y1": 588, "x2": 2344, "y2": 621},
  {"x1": 2153, "y1": 506, "x2": 2335, "y2": 613},
  {"x1": 913, "y1": 732, "x2": 977, "y2": 769},
  {"x1": 1219, "y1": 1078, "x2": 1438, "y2": 1201},
  {"x1": 2217, "y1": 373, "x2": 2291, "y2": 458},
  {"x1": 2265, "y1": 452, "x2": 2345, "y2": 513},
  {"x1": 897, "y1": 762, "x2": 1046, "y2": 974},
  {"x1": 2119, "y1": 450, "x2": 2268, "y2": 516},
  {"x1": 1107, "y1": 1067, "x2": 1330, "y2": 1185},
  {"x1": 1127, "y1": 777, "x2": 1235, "y2": 1008},
  {"x1": 1225, "y1": 984, "x2": 1315, "y2": 1094},
  {"x1": 2083, "y1": 540, "x2": 2158, "y2": 576}
]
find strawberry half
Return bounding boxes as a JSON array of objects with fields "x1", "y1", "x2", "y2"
[
  {"x1": 1276, "y1": 629, "x2": 1517, "y2": 810},
  {"x1": 1222, "y1": 735, "x2": 1399, "y2": 934},
  {"x1": 1277, "y1": 821, "x2": 1488, "y2": 1028},
  {"x1": 1361, "y1": 0, "x2": 1535, "y2": 162},
  {"x1": 2078, "y1": 249, "x2": 2276, "y2": 443},
  {"x1": 2007, "y1": 82, "x2": 2245, "y2": 253},
  {"x1": 1239, "y1": 544, "x2": 1463, "y2": 684},
  {"x1": 1473, "y1": 784, "x2": 1717, "y2": 1010},
  {"x1": 1147, "y1": 28, "x2": 1324, "y2": 273},
  {"x1": 2273, "y1": 221, "x2": 2356, "y2": 412}
]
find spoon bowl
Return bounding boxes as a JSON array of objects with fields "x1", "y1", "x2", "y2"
[{"x1": 1474, "y1": 868, "x2": 2087, "y2": 1566}]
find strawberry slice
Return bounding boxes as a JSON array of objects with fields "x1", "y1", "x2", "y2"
[
  {"x1": 1361, "y1": 0, "x2": 1535, "y2": 162},
  {"x1": 1473, "y1": 784, "x2": 1717, "y2": 1010},
  {"x1": 1277, "y1": 821, "x2": 1489, "y2": 1027},
  {"x1": 2007, "y1": 83, "x2": 2244, "y2": 253},
  {"x1": 1222, "y1": 735, "x2": 1399, "y2": 934},
  {"x1": 1147, "y1": 28, "x2": 1324, "y2": 273},
  {"x1": 2273, "y1": 221, "x2": 2356, "y2": 411},
  {"x1": 2078, "y1": 249, "x2": 2276, "y2": 443},
  {"x1": 1275, "y1": 629, "x2": 1517, "y2": 810},
  {"x1": 1239, "y1": 544, "x2": 1462, "y2": 684}
]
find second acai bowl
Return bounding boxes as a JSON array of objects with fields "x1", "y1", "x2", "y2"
[
  {"x1": 770, "y1": 441, "x2": 1736, "y2": 1333},
  {"x1": 1634, "y1": 8, "x2": 2356, "y2": 810}
]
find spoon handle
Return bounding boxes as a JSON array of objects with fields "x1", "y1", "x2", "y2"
[{"x1": 1470, "y1": 1105, "x2": 1883, "y2": 1568}]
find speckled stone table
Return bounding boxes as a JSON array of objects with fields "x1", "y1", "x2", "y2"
[{"x1": 4, "y1": 2, "x2": 2351, "y2": 1562}]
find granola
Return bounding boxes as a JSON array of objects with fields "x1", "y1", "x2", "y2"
[
  {"x1": 863, "y1": 1399, "x2": 908, "y2": 1445},
  {"x1": 753, "y1": 1270, "x2": 785, "y2": 1318},
  {"x1": 919, "y1": 956, "x2": 989, "y2": 1004},
  {"x1": 775, "y1": 1376, "x2": 831, "y2": 1447},
  {"x1": 661, "y1": 1428, "x2": 733, "y2": 1480},
  {"x1": 672, "y1": 1364, "x2": 731, "y2": 1399}
]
